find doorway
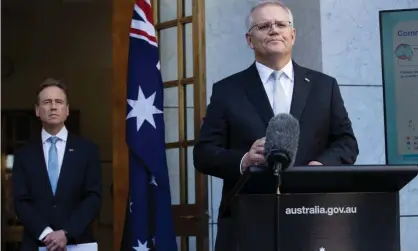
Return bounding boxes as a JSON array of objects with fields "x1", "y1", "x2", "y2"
[{"x1": 1, "y1": 0, "x2": 114, "y2": 250}]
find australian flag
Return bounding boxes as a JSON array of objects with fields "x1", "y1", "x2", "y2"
[{"x1": 122, "y1": 0, "x2": 177, "y2": 250}]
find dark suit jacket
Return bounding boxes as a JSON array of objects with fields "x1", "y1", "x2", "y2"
[
  {"x1": 12, "y1": 133, "x2": 102, "y2": 250},
  {"x1": 193, "y1": 61, "x2": 359, "y2": 250}
]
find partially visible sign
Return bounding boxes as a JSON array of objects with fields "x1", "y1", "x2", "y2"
[
  {"x1": 234, "y1": 193, "x2": 399, "y2": 251},
  {"x1": 380, "y1": 8, "x2": 418, "y2": 164}
]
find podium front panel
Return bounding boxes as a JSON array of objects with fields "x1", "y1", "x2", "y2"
[{"x1": 232, "y1": 192, "x2": 399, "y2": 251}]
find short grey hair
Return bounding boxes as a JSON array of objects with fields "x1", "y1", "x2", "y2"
[{"x1": 246, "y1": 0, "x2": 294, "y2": 31}]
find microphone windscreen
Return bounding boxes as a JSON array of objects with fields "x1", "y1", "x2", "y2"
[{"x1": 264, "y1": 113, "x2": 300, "y2": 168}]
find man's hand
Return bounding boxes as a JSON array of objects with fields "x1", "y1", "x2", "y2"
[
  {"x1": 242, "y1": 137, "x2": 266, "y2": 172},
  {"x1": 308, "y1": 161, "x2": 323, "y2": 165},
  {"x1": 43, "y1": 230, "x2": 67, "y2": 251}
]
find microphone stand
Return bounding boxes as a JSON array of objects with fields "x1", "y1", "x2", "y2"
[
  {"x1": 219, "y1": 166, "x2": 268, "y2": 217},
  {"x1": 218, "y1": 165, "x2": 271, "y2": 250},
  {"x1": 273, "y1": 162, "x2": 283, "y2": 251},
  {"x1": 267, "y1": 150, "x2": 290, "y2": 251}
]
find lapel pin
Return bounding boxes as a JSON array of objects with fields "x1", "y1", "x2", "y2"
[
  {"x1": 305, "y1": 78, "x2": 310, "y2": 82},
  {"x1": 69, "y1": 149, "x2": 74, "y2": 152}
]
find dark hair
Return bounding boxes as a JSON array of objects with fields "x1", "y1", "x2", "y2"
[{"x1": 36, "y1": 78, "x2": 69, "y2": 105}]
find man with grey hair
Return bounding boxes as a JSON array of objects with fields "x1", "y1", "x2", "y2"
[{"x1": 194, "y1": 0, "x2": 358, "y2": 250}]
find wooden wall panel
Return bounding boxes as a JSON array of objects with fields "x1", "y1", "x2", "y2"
[{"x1": 111, "y1": 1, "x2": 133, "y2": 250}]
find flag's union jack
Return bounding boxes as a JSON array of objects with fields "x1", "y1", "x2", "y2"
[
  {"x1": 130, "y1": 0, "x2": 158, "y2": 47},
  {"x1": 123, "y1": 0, "x2": 177, "y2": 250}
]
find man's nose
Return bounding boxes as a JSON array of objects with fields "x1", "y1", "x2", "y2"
[{"x1": 268, "y1": 28, "x2": 280, "y2": 35}]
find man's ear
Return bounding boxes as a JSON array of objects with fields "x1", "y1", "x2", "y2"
[
  {"x1": 291, "y1": 28, "x2": 296, "y2": 44},
  {"x1": 66, "y1": 103, "x2": 70, "y2": 116},
  {"x1": 35, "y1": 104, "x2": 40, "y2": 117},
  {"x1": 246, "y1": 32, "x2": 254, "y2": 49}
]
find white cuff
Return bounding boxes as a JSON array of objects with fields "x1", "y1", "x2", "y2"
[
  {"x1": 240, "y1": 153, "x2": 248, "y2": 174},
  {"x1": 39, "y1": 227, "x2": 53, "y2": 240}
]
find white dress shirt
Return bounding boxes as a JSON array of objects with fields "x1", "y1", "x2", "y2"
[
  {"x1": 240, "y1": 60, "x2": 295, "y2": 173},
  {"x1": 255, "y1": 60, "x2": 294, "y2": 114},
  {"x1": 39, "y1": 126, "x2": 68, "y2": 240}
]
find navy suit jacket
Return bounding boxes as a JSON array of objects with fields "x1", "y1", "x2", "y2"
[
  {"x1": 194, "y1": 61, "x2": 359, "y2": 216},
  {"x1": 12, "y1": 133, "x2": 102, "y2": 250},
  {"x1": 193, "y1": 61, "x2": 359, "y2": 251}
]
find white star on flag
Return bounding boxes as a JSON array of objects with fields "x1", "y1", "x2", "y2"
[
  {"x1": 319, "y1": 247, "x2": 325, "y2": 251},
  {"x1": 133, "y1": 240, "x2": 149, "y2": 251},
  {"x1": 150, "y1": 176, "x2": 158, "y2": 186},
  {"x1": 126, "y1": 86, "x2": 162, "y2": 131}
]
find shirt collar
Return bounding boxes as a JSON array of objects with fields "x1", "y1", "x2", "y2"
[
  {"x1": 255, "y1": 59, "x2": 294, "y2": 84},
  {"x1": 42, "y1": 126, "x2": 68, "y2": 143}
]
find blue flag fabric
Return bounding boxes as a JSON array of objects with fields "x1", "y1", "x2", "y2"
[{"x1": 125, "y1": 1, "x2": 177, "y2": 250}]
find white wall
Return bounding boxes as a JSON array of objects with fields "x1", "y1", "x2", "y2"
[{"x1": 319, "y1": 1, "x2": 418, "y2": 249}]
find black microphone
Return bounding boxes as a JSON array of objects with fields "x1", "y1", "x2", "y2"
[
  {"x1": 219, "y1": 113, "x2": 299, "y2": 219},
  {"x1": 264, "y1": 113, "x2": 300, "y2": 174},
  {"x1": 264, "y1": 113, "x2": 300, "y2": 251}
]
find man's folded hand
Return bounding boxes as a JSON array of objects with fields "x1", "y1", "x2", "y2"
[{"x1": 43, "y1": 230, "x2": 67, "y2": 251}]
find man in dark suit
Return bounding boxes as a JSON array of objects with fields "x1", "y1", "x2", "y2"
[
  {"x1": 193, "y1": 1, "x2": 359, "y2": 250},
  {"x1": 12, "y1": 78, "x2": 102, "y2": 251}
]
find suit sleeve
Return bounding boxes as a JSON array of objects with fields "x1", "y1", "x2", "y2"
[
  {"x1": 63, "y1": 143, "x2": 102, "y2": 241},
  {"x1": 193, "y1": 83, "x2": 246, "y2": 180},
  {"x1": 316, "y1": 79, "x2": 359, "y2": 165},
  {"x1": 12, "y1": 150, "x2": 50, "y2": 240}
]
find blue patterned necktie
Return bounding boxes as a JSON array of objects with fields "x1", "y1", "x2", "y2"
[{"x1": 47, "y1": 136, "x2": 59, "y2": 195}]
